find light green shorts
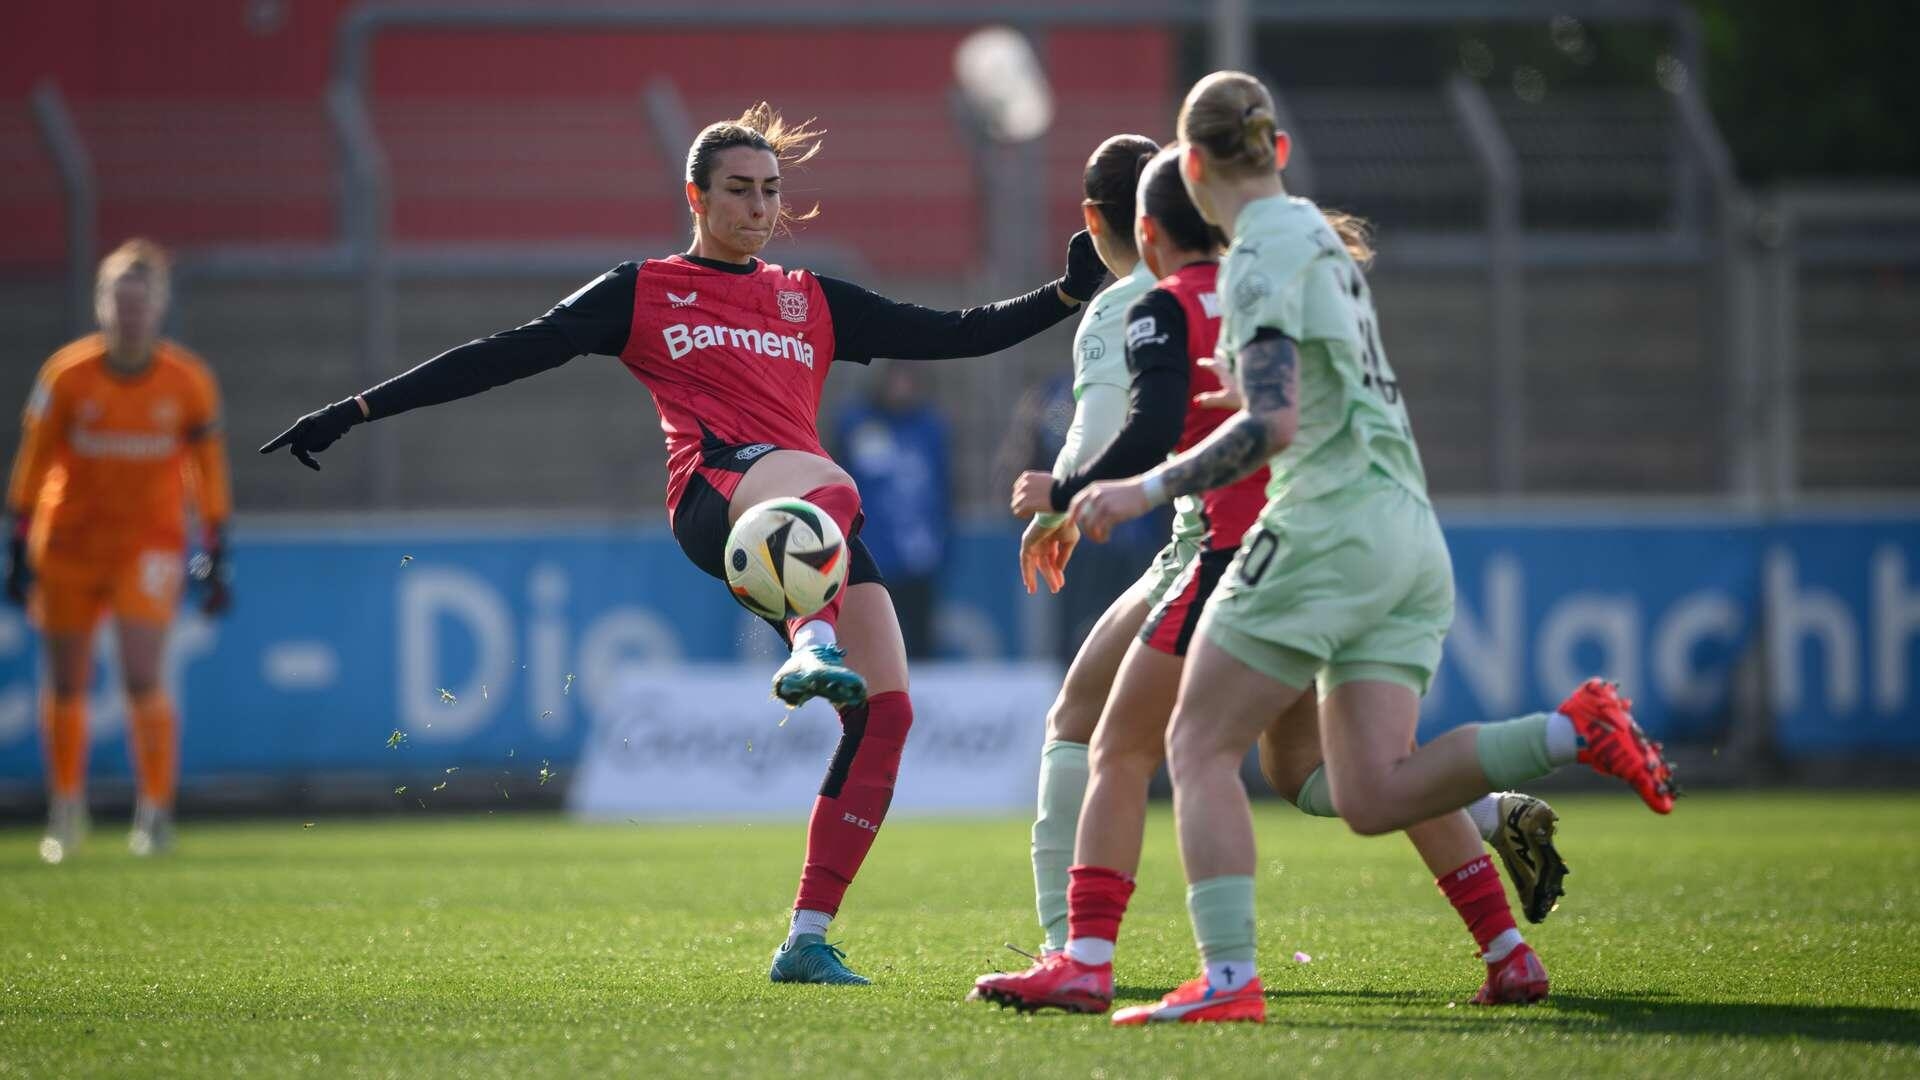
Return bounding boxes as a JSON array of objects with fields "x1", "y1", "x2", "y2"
[
  {"x1": 1137, "y1": 534, "x2": 1202, "y2": 609},
  {"x1": 1198, "y1": 471, "x2": 1454, "y2": 695}
]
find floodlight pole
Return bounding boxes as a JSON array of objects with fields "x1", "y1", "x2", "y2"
[
  {"x1": 1674, "y1": 78, "x2": 1758, "y2": 502},
  {"x1": 1446, "y1": 76, "x2": 1525, "y2": 495},
  {"x1": 1210, "y1": 0, "x2": 1251, "y2": 72},
  {"x1": 30, "y1": 81, "x2": 96, "y2": 339},
  {"x1": 327, "y1": 81, "x2": 399, "y2": 508}
]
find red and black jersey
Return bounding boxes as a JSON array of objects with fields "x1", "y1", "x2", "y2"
[
  {"x1": 1050, "y1": 259, "x2": 1266, "y2": 551},
  {"x1": 1156, "y1": 261, "x2": 1267, "y2": 550},
  {"x1": 358, "y1": 254, "x2": 1077, "y2": 514},
  {"x1": 622, "y1": 256, "x2": 835, "y2": 508}
]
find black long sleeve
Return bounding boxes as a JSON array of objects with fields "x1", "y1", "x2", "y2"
[
  {"x1": 1051, "y1": 288, "x2": 1192, "y2": 510},
  {"x1": 361, "y1": 263, "x2": 637, "y2": 420},
  {"x1": 816, "y1": 275, "x2": 1077, "y2": 364}
]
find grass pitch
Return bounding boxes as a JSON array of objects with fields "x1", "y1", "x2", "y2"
[{"x1": 2, "y1": 793, "x2": 1917, "y2": 1078}]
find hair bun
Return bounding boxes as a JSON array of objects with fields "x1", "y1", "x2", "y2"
[{"x1": 1241, "y1": 105, "x2": 1277, "y2": 165}]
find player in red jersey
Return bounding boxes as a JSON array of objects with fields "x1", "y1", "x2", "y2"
[
  {"x1": 973, "y1": 149, "x2": 1561, "y2": 1016},
  {"x1": 261, "y1": 104, "x2": 1107, "y2": 985}
]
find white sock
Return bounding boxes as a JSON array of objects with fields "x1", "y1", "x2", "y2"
[
  {"x1": 1482, "y1": 927, "x2": 1524, "y2": 963},
  {"x1": 1065, "y1": 938, "x2": 1114, "y2": 966},
  {"x1": 1466, "y1": 794, "x2": 1502, "y2": 841},
  {"x1": 792, "y1": 621, "x2": 836, "y2": 652},
  {"x1": 787, "y1": 908, "x2": 832, "y2": 944},
  {"x1": 1205, "y1": 959, "x2": 1257, "y2": 992},
  {"x1": 1544, "y1": 712, "x2": 1581, "y2": 765}
]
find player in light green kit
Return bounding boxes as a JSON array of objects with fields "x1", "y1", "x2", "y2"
[
  {"x1": 1010, "y1": 133, "x2": 1166, "y2": 958},
  {"x1": 1072, "y1": 72, "x2": 1677, "y2": 1025}
]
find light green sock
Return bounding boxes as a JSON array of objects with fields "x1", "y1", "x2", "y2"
[
  {"x1": 1187, "y1": 875, "x2": 1257, "y2": 966},
  {"x1": 1474, "y1": 712, "x2": 1554, "y2": 788},
  {"x1": 1031, "y1": 739, "x2": 1089, "y2": 952},
  {"x1": 1294, "y1": 765, "x2": 1337, "y2": 818}
]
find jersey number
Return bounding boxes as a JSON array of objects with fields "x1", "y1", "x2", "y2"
[
  {"x1": 1238, "y1": 527, "x2": 1281, "y2": 587},
  {"x1": 1345, "y1": 269, "x2": 1399, "y2": 405},
  {"x1": 1355, "y1": 310, "x2": 1399, "y2": 405}
]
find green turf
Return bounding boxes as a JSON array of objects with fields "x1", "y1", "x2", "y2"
[{"x1": 2, "y1": 794, "x2": 1917, "y2": 1078}]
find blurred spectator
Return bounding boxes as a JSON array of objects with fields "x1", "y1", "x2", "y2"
[{"x1": 836, "y1": 365, "x2": 951, "y2": 659}]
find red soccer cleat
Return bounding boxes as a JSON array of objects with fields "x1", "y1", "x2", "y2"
[
  {"x1": 1111, "y1": 975, "x2": 1265, "y2": 1025},
  {"x1": 971, "y1": 952, "x2": 1113, "y2": 1014},
  {"x1": 1470, "y1": 943, "x2": 1550, "y2": 1005},
  {"x1": 1558, "y1": 678, "x2": 1677, "y2": 814}
]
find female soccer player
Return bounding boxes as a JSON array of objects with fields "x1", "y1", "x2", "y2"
[
  {"x1": 1071, "y1": 72, "x2": 1676, "y2": 1025},
  {"x1": 977, "y1": 148, "x2": 1565, "y2": 1015},
  {"x1": 6, "y1": 239, "x2": 234, "y2": 863},
  {"x1": 1005, "y1": 131, "x2": 1163, "y2": 963},
  {"x1": 260, "y1": 104, "x2": 1106, "y2": 986}
]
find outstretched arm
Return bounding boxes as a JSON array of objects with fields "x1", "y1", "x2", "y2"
[
  {"x1": 819, "y1": 231, "x2": 1106, "y2": 364},
  {"x1": 1071, "y1": 328, "x2": 1299, "y2": 542},
  {"x1": 259, "y1": 264, "x2": 638, "y2": 470},
  {"x1": 1046, "y1": 290, "x2": 1192, "y2": 510}
]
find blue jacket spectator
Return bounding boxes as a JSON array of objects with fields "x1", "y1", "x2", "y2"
[{"x1": 836, "y1": 366, "x2": 951, "y2": 657}]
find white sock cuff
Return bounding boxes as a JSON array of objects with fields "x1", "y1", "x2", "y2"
[
  {"x1": 792, "y1": 621, "x2": 837, "y2": 651},
  {"x1": 1204, "y1": 959, "x2": 1258, "y2": 992},
  {"x1": 1482, "y1": 927, "x2": 1524, "y2": 963},
  {"x1": 1466, "y1": 795, "x2": 1502, "y2": 841},
  {"x1": 1544, "y1": 712, "x2": 1581, "y2": 766},
  {"x1": 1065, "y1": 938, "x2": 1115, "y2": 965},
  {"x1": 789, "y1": 908, "x2": 833, "y2": 941}
]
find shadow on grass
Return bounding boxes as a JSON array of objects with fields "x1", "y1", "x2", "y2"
[
  {"x1": 1241, "y1": 988, "x2": 1920, "y2": 1046},
  {"x1": 1546, "y1": 994, "x2": 1920, "y2": 1046}
]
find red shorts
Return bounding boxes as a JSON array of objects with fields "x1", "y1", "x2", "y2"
[{"x1": 1138, "y1": 547, "x2": 1236, "y2": 657}]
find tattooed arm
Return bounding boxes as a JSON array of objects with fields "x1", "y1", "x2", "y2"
[{"x1": 1069, "y1": 328, "x2": 1299, "y2": 542}]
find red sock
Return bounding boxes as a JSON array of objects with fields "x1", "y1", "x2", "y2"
[
  {"x1": 1066, "y1": 865, "x2": 1136, "y2": 950},
  {"x1": 794, "y1": 689, "x2": 911, "y2": 916},
  {"x1": 786, "y1": 484, "x2": 862, "y2": 639},
  {"x1": 1437, "y1": 854, "x2": 1518, "y2": 956}
]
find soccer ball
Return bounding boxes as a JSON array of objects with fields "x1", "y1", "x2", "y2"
[{"x1": 724, "y1": 497, "x2": 849, "y2": 621}]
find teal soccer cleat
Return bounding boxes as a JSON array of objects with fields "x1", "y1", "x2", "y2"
[
  {"x1": 772, "y1": 644, "x2": 867, "y2": 709},
  {"x1": 769, "y1": 934, "x2": 871, "y2": 985}
]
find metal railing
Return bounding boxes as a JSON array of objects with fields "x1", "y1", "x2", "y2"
[{"x1": 16, "y1": 0, "x2": 1917, "y2": 511}]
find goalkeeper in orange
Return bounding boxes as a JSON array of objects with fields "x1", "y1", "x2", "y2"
[{"x1": 5, "y1": 239, "x2": 233, "y2": 862}]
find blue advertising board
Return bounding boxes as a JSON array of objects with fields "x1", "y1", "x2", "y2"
[{"x1": 1, "y1": 509, "x2": 1915, "y2": 788}]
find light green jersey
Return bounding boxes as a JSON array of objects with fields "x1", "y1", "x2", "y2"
[
  {"x1": 1217, "y1": 195, "x2": 1428, "y2": 505},
  {"x1": 1071, "y1": 262, "x2": 1156, "y2": 399}
]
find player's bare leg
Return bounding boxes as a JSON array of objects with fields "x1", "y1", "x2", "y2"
[
  {"x1": 733, "y1": 451, "x2": 870, "y2": 708},
  {"x1": 770, "y1": 582, "x2": 911, "y2": 985},
  {"x1": 1319, "y1": 680, "x2": 1548, "y2": 1003},
  {"x1": 1308, "y1": 676, "x2": 1674, "y2": 831},
  {"x1": 1027, "y1": 584, "x2": 1148, "y2": 956},
  {"x1": 117, "y1": 619, "x2": 176, "y2": 857},
  {"x1": 1075, "y1": 642, "x2": 1184, "y2": 891},
  {"x1": 1259, "y1": 695, "x2": 1568, "y2": 924},
  {"x1": 974, "y1": 635, "x2": 1177, "y2": 1013},
  {"x1": 39, "y1": 631, "x2": 92, "y2": 865},
  {"x1": 1114, "y1": 639, "x2": 1297, "y2": 1025}
]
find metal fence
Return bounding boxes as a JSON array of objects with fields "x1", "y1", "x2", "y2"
[{"x1": 5, "y1": 0, "x2": 1917, "y2": 513}]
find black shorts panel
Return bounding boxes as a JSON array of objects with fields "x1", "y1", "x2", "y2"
[{"x1": 670, "y1": 472, "x2": 886, "y2": 638}]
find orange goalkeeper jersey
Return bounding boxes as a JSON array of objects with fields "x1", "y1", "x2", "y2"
[{"x1": 6, "y1": 334, "x2": 231, "y2": 562}]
